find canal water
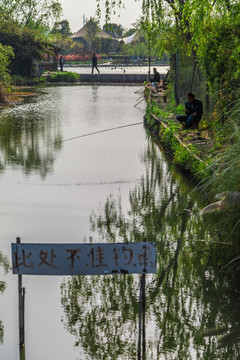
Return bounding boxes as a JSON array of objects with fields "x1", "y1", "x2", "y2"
[{"x1": 0, "y1": 85, "x2": 240, "y2": 360}]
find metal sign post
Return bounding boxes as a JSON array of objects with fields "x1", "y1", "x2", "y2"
[
  {"x1": 138, "y1": 277, "x2": 142, "y2": 360},
  {"x1": 12, "y1": 240, "x2": 156, "y2": 360},
  {"x1": 16, "y1": 238, "x2": 25, "y2": 360},
  {"x1": 138, "y1": 240, "x2": 147, "y2": 360},
  {"x1": 142, "y1": 272, "x2": 146, "y2": 360}
]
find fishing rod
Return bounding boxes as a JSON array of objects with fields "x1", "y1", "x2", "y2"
[
  {"x1": 136, "y1": 94, "x2": 144, "y2": 102},
  {"x1": 40, "y1": 121, "x2": 143, "y2": 148},
  {"x1": 134, "y1": 87, "x2": 143, "y2": 94},
  {"x1": 134, "y1": 98, "x2": 145, "y2": 107}
]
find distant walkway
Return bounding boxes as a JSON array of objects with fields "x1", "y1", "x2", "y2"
[
  {"x1": 63, "y1": 65, "x2": 169, "y2": 83},
  {"x1": 64, "y1": 65, "x2": 170, "y2": 76},
  {"x1": 77, "y1": 73, "x2": 150, "y2": 83}
]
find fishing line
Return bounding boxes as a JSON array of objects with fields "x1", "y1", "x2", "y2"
[{"x1": 40, "y1": 121, "x2": 143, "y2": 148}]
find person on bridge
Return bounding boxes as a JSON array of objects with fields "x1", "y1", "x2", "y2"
[
  {"x1": 176, "y1": 92, "x2": 203, "y2": 129},
  {"x1": 92, "y1": 53, "x2": 100, "y2": 74}
]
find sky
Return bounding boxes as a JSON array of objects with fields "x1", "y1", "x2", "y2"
[{"x1": 58, "y1": 0, "x2": 143, "y2": 34}]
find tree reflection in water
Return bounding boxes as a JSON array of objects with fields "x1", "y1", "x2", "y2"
[
  {"x1": 0, "y1": 252, "x2": 10, "y2": 344},
  {"x1": 0, "y1": 92, "x2": 63, "y2": 178},
  {"x1": 61, "y1": 140, "x2": 240, "y2": 359}
]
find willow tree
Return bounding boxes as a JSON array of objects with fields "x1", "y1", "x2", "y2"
[
  {"x1": 178, "y1": 0, "x2": 240, "y2": 90},
  {"x1": 97, "y1": 0, "x2": 240, "y2": 94},
  {"x1": 97, "y1": 0, "x2": 201, "y2": 104},
  {"x1": 97, "y1": 0, "x2": 192, "y2": 52}
]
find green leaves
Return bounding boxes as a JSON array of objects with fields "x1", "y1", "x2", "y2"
[
  {"x1": 0, "y1": 21, "x2": 52, "y2": 77},
  {"x1": 98, "y1": 0, "x2": 240, "y2": 93},
  {"x1": 0, "y1": 0, "x2": 62, "y2": 29},
  {"x1": 0, "y1": 42, "x2": 14, "y2": 101},
  {"x1": 0, "y1": 43, "x2": 14, "y2": 85}
]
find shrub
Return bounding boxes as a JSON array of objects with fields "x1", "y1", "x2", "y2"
[
  {"x1": 47, "y1": 72, "x2": 80, "y2": 82},
  {"x1": 11, "y1": 75, "x2": 47, "y2": 86}
]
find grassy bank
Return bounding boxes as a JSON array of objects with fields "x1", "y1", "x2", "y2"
[
  {"x1": 144, "y1": 98, "x2": 213, "y2": 185},
  {"x1": 46, "y1": 71, "x2": 80, "y2": 83},
  {"x1": 0, "y1": 72, "x2": 81, "y2": 104},
  {"x1": 144, "y1": 87, "x2": 240, "y2": 281},
  {"x1": 10, "y1": 71, "x2": 80, "y2": 86}
]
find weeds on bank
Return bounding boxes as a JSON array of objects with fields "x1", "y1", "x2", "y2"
[
  {"x1": 199, "y1": 89, "x2": 240, "y2": 194},
  {"x1": 149, "y1": 87, "x2": 240, "y2": 277},
  {"x1": 47, "y1": 72, "x2": 80, "y2": 82},
  {"x1": 145, "y1": 84, "x2": 240, "y2": 285},
  {"x1": 10, "y1": 72, "x2": 80, "y2": 86},
  {"x1": 160, "y1": 123, "x2": 211, "y2": 178},
  {"x1": 145, "y1": 101, "x2": 211, "y2": 180},
  {"x1": 194, "y1": 96, "x2": 240, "y2": 275},
  {"x1": 11, "y1": 75, "x2": 47, "y2": 86}
]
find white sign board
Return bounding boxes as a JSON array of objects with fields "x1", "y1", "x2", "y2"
[{"x1": 11, "y1": 243, "x2": 156, "y2": 276}]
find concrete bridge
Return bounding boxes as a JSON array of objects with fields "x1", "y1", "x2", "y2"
[
  {"x1": 77, "y1": 73, "x2": 167, "y2": 84},
  {"x1": 78, "y1": 73, "x2": 150, "y2": 83}
]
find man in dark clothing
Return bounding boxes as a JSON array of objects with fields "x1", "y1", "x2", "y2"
[
  {"x1": 92, "y1": 53, "x2": 100, "y2": 74},
  {"x1": 150, "y1": 67, "x2": 160, "y2": 84},
  {"x1": 59, "y1": 56, "x2": 63, "y2": 72},
  {"x1": 176, "y1": 92, "x2": 203, "y2": 129}
]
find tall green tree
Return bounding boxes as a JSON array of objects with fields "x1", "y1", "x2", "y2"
[
  {"x1": 52, "y1": 19, "x2": 72, "y2": 36},
  {"x1": 0, "y1": 21, "x2": 50, "y2": 77},
  {"x1": 0, "y1": 43, "x2": 14, "y2": 85},
  {"x1": 0, "y1": 0, "x2": 62, "y2": 28},
  {"x1": 103, "y1": 23, "x2": 123, "y2": 38},
  {"x1": 54, "y1": 35, "x2": 83, "y2": 55},
  {"x1": 85, "y1": 18, "x2": 100, "y2": 49}
]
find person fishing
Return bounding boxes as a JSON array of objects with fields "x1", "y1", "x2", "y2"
[
  {"x1": 150, "y1": 67, "x2": 160, "y2": 85},
  {"x1": 176, "y1": 92, "x2": 203, "y2": 129},
  {"x1": 92, "y1": 52, "x2": 100, "y2": 74}
]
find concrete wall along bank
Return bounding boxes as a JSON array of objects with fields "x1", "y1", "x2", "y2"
[{"x1": 79, "y1": 73, "x2": 149, "y2": 83}]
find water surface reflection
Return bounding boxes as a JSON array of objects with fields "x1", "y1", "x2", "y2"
[
  {"x1": 0, "y1": 253, "x2": 9, "y2": 345},
  {"x1": 62, "y1": 140, "x2": 240, "y2": 359},
  {"x1": 0, "y1": 85, "x2": 239, "y2": 359},
  {"x1": 0, "y1": 85, "x2": 149, "y2": 360},
  {"x1": 0, "y1": 88, "x2": 62, "y2": 177}
]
